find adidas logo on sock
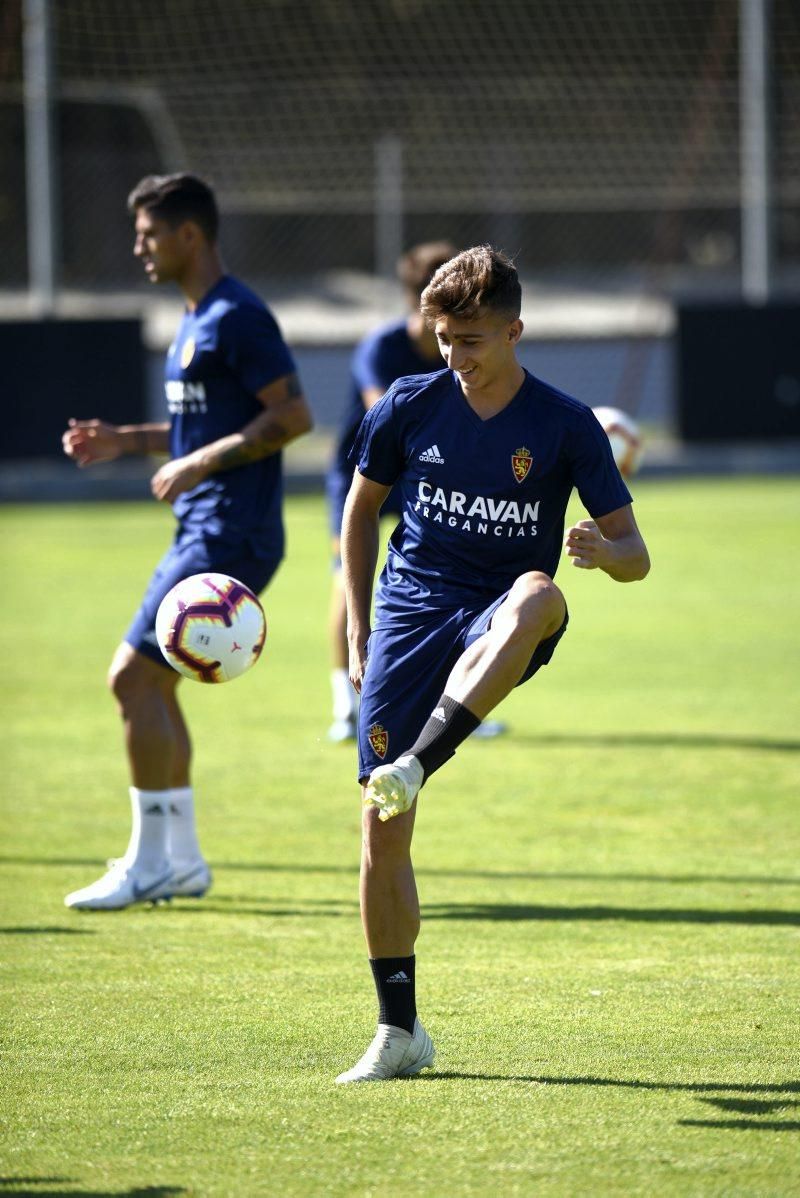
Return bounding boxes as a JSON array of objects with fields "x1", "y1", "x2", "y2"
[
  {"x1": 418, "y1": 444, "x2": 445, "y2": 464},
  {"x1": 432, "y1": 706, "x2": 447, "y2": 723},
  {"x1": 386, "y1": 970, "x2": 410, "y2": 983},
  {"x1": 144, "y1": 803, "x2": 165, "y2": 815}
]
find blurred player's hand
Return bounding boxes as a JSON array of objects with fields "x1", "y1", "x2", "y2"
[
  {"x1": 150, "y1": 455, "x2": 207, "y2": 503},
  {"x1": 62, "y1": 418, "x2": 122, "y2": 467},
  {"x1": 564, "y1": 519, "x2": 611, "y2": 570},
  {"x1": 347, "y1": 632, "x2": 370, "y2": 694}
]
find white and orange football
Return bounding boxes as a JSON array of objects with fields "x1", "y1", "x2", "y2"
[
  {"x1": 592, "y1": 406, "x2": 644, "y2": 478},
  {"x1": 155, "y1": 573, "x2": 266, "y2": 683}
]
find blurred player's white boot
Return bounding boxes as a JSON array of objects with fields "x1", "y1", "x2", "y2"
[
  {"x1": 165, "y1": 786, "x2": 212, "y2": 898},
  {"x1": 165, "y1": 859, "x2": 212, "y2": 898},
  {"x1": 328, "y1": 667, "x2": 359, "y2": 742},
  {"x1": 363, "y1": 754, "x2": 424, "y2": 821},
  {"x1": 64, "y1": 859, "x2": 174, "y2": 910},
  {"x1": 64, "y1": 787, "x2": 172, "y2": 910},
  {"x1": 471, "y1": 718, "x2": 508, "y2": 739},
  {"x1": 335, "y1": 1019, "x2": 435, "y2": 1083}
]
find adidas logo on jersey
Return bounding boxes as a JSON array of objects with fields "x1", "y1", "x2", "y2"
[
  {"x1": 386, "y1": 970, "x2": 410, "y2": 983},
  {"x1": 419, "y1": 444, "x2": 445, "y2": 464}
]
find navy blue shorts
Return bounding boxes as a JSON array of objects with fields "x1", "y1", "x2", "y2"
[
  {"x1": 325, "y1": 468, "x2": 352, "y2": 540},
  {"x1": 125, "y1": 530, "x2": 282, "y2": 669},
  {"x1": 357, "y1": 593, "x2": 568, "y2": 780}
]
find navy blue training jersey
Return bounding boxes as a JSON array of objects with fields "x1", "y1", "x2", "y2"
[
  {"x1": 165, "y1": 274, "x2": 296, "y2": 552},
  {"x1": 331, "y1": 319, "x2": 443, "y2": 477},
  {"x1": 353, "y1": 368, "x2": 633, "y2": 624}
]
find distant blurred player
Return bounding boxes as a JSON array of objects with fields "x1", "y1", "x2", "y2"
[
  {"x1": 62, "y1": 173, "x2": 313, "y2": 910},
  {"x1": 326, "y1": 240, "x2": 506, "y2": 743},
  {"x1": 335, "y1": 246, "x2": 650, "y2": 1082}
]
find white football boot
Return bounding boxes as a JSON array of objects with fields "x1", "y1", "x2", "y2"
[
  {"x1": 327, "y1": 714, "x2": 358, "y2": 743},
  {"x1": 64, "y1": 859, "x2": 173, "y2": 910},
  {"x1": 335, "y1": 1019, "x2": 435, "y2": 1084},
  {"x1": 363, "y1": 754, "x2": 424, "y2": 822},
  {"x1": 165, "y1": 859, "x2": 212, "y2": 899}
]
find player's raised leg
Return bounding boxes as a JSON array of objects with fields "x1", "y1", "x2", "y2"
[{"x1": 364, "y1": 571, "x2": 566, "y2": 821}]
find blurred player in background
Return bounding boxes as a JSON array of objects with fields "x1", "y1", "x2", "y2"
[
  {"x1": 326, "y1": 239, "x2": 505, "y2": 743},
  {"x1": 62, "y1": 173, "x2": 313, "y2": 910},
  {"x1": 336, "y1": 246, "x2": 649, "y2": 1082}
]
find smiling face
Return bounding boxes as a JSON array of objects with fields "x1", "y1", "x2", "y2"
[
  {"x1": 434, "y1": 309, "x2": 523, "y2": 396},
  {"x1": 133, "y1": 207, "x2": 193, "y2": 285}
]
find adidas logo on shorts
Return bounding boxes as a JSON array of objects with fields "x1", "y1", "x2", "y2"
[{"x1": 419, "y1": 444, "x2": 445, "y2": 464}]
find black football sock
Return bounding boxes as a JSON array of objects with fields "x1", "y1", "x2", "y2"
[
  {"x1": 406, "y1": 694, "x2": 481, "y2": 780},
  {"x1": 369, "y1": 955, "x2": 417, "y2": 1033}
]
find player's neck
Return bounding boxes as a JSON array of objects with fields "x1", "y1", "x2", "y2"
[
  {"x1": 179, "y1": 250, "x2": 225, "y2": 310},
  {"x1": 459, "y1": 361, "x2": 526, "y2": 418}
]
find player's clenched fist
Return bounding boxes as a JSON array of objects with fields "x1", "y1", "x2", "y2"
[
  {"x1": 563, "y1": 518, "x2": 609, "y2": 570},
  {"x1": 62, "y1": 418, "x2": 122, "y2": 467}
]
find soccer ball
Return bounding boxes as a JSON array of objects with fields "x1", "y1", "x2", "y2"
[
  {"x1": 155, "y1": 573, "x2": 266, "y2": 683},
  {"x1": 592, "y1": 406, "x2": 644, "y2": 478}
]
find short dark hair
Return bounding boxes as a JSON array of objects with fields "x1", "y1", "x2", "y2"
[
  {"x1": 127, "y1": 173, "x2": 219, "y2": 243},
  {"x1": 420, "y1": 245, "x2": 521, "y2": 324},
  {"x1": 397, "y1": 240, "x2": 458, "y2": 298}
]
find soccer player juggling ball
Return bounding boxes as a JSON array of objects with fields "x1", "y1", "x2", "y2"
[
  {"x1": 61, "y1": 173, "x2": 313, "y2": 911},
  {"x1": 336, "y1": 246, "x2": 649, "y2": 1082}
]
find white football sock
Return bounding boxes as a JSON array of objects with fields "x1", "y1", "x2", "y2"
[
  {"x1": 167, "y1": 786, "x2": 203, "y2": 865},
  {"x1": 124, "y1": 788, "x2": 170, "y2": 874},
  {"x1": 331, "y1": 667, "x2": 358, "y2": 721}
]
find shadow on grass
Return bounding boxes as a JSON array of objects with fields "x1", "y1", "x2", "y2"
[
  {"x1": 428, "y1": 1074, "x2": 800, "y2": 1094},
  {"x1": 677, "y1": 1119, "x2": 800, "y2": 1131},
  {"x1": 426, "y1": 1074, "x2": 800, "y2": 1132},
  {"x1": 699, "y1": 1097, "x2": 800, "y2": 1115},
  {"x1": 423, "y1": 902, "x2": 800, "y2": 926},
  {"x1": 0, "y1": 1185, "x2": 184, "y2": 1197},
  {"x1": 0, "y1": 927, "x2": 94, "y2": 935},
  {"x1": 136, "y1": 898, "x2": 800, "y2": 928},
  {"x1": 2, "y1": 857, "x2": 798, "y2": 888},
  {"x1": 512, "y1": 731, "x2": 800, "y2": 753}
]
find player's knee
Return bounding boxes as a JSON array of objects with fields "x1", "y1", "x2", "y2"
[
  {"x1": 107, "y1": 650, "x2": 153, "y2": 708},
  {"x1": 509, "y1": 571, "x2": 565, "y2": 637}
]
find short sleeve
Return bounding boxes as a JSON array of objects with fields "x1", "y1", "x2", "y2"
[
  {"x1": 350, "y1": 386, "x2": 405, "y2": 485},
  {"x1": 569, "y1": 408, "x2": 633, "y2": 518},
  {"x1": 218, "y1": 304, "x2": 296, "y2": 396}
]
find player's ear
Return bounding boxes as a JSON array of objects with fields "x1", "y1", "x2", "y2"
[
  {"x1": 179, "y1": 219, "x2": 202, "y2": 250},
  {"x1": 508, "y1": 318, "x2": 523, "y2": 344}
]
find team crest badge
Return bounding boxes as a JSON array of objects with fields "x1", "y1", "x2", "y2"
[
  {"x1": 181, "y1": 337, "x2": 196, "y2": 369},
  {"x1": 368, "y1": 723, "x2": 389, "y2": 759},
  {"x1": 512, "y1": 446, "x2": 533, "y2": 483}
]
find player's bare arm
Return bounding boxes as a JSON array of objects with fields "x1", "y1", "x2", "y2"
[
  {"x1": 341, "y1": 472, "x2": 391, "y2": 692},
  {"x1": 150, "y1": 372, "x2": 312, "y2": 502},
  {"x1": 63, "y1": 419, "x2": 170, "y2": 466},
  {"x1": 564, "y1": 504, "x2": 650, "y2": 581}
]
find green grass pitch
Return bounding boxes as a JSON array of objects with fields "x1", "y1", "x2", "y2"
[{"x1": 1, "y1": 477, "x2": 799, "y2": 1196}]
